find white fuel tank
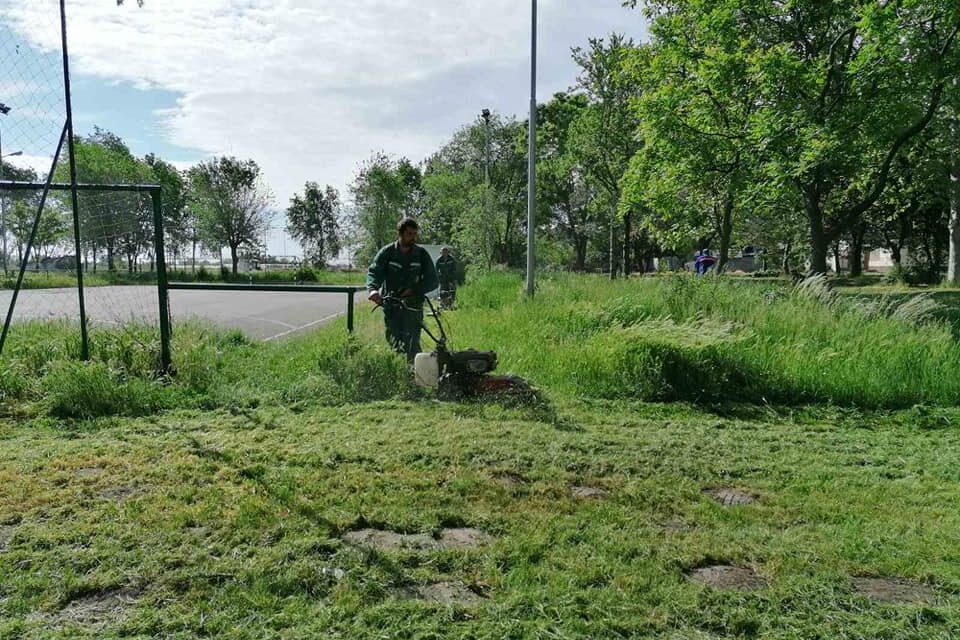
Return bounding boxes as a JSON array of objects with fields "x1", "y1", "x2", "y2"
[{"x1": 413, "y1": 352, "x2": 440, "y2": 388}]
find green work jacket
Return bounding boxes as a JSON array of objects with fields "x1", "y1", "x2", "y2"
[{"x1": 366, "y1": 242, "x2": 440, "y2": 300}]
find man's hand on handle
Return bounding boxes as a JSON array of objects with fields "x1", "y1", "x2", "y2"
[{"x1": 368, "y1": 290, "x2": 383, "y2": 306}]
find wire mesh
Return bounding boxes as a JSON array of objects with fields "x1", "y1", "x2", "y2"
[
  {"x1": 0, "y1": 0, "x2": 66, "y2": 185},
  {"x1": 0, "y1": 186, "x2": 161, "y2": 347}
]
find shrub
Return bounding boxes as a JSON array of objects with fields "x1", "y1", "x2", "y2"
[
  {"x1": 42, "y1": 361, "x2": 172, "y2": 418},
  {"x1": 293, "y1": 265, "x2": 319, "y2": 282}
]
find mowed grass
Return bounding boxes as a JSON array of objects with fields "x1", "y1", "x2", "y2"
[
  {"x1": 1, "y1": 401, "x2": 959, "y2": 638},
  {"x1": 0, "y1": 273, "x2": 959, "y2": 638}
]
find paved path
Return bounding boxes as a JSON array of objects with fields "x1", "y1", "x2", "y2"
[{"x1": 0, "y1": 286, "x2": 360, "y2": 340}]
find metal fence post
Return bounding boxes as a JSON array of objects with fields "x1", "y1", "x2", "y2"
[
  {"x1": 347, "y1": 290, "x2": 355, "y2": 333},
  {"x1": 151, "y1": 188, "x2": 172, "y2": 373},
  {"x1": 60, "y1": 0, "x2": 89, "y2": 360}
]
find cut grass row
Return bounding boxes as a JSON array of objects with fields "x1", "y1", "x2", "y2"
[{"x1": 0, "y1": 400, "x2": 957, "y2": 638}]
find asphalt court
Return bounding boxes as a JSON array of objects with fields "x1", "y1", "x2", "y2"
[{"x1": 0, "y1": 286, "x2": 361, "y2": 340}]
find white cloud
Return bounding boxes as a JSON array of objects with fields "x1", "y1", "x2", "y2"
[
  {"x1": 3, "y1": 153, "x2": 56, "y2": 178},
  {"x1": 3, "y1": 0, "x2": 647, "y2": 205}
]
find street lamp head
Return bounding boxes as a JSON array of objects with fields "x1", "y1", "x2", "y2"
[
  {"x1": 3, "y1": 151, "x2": 23, "y2": 158},
  {"x1": 0, "y1": 103, "x2": 10, "y2": 116}
]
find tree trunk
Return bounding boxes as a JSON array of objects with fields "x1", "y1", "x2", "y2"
[
  {"x1": 192, "y1": 237, "x2": 197, "y2": 273},
  {"x1": 717, "y1": 194, "x2": 733, "y2": 273},
  {"x1": 849, "y1": 224, "x2": 866, "y2": 277},
  {"x1": 231, "y1": 245, "x2": 239, "y2": 276},
  {"x1": 107, "y1": 243, "x2": 115, "y2": 272},
  {"x1": 948, "y1": 136, "x2": 960, "y2": 283},
  {"x1": 849, "y1": 240, "x2": 862, "y2": 277},
  {"x1": 608, "y1": 214, "x2": 619, "y2": 279},
  {"x1": 622, "y1": 212, "x2": 632, "y2": 276},
  {"x1": 807, "y1": 202, "x2": 829, "y2": 275},
  {"x1": 889, "y1": 241, "x2": 902, "y2": 268},
  {"x1": 574, "y1": 235, "x2": 587, "y2": 271}
]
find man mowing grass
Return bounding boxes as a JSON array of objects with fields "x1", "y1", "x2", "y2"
[{"x1": 366, "y1": 217, "x2": 439, "y2": 362}]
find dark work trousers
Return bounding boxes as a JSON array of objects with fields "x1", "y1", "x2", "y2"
[{"x1": 383, "y1": 304, "x2": 423, "y2": 362}]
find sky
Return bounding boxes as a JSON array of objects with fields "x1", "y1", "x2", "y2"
[{"x1": 1, "y1": 0, "x2": 647, "y2": 256}]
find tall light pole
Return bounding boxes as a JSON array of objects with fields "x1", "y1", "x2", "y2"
[
  {"x1": 481, "y1": 109, "x2": 492, "y2": 189},
  {"x1": 526, "y1": 0, "x2": 537, "y2": 297},
  {"x1": 481, "y1": 108, "x2": 492, "y2": 264}
]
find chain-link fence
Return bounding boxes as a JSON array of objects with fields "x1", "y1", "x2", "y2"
[
  {"x1": 0, "y1": 1, "x2": 172, "y2": 372},
  {"x1": 0, "y1": 182, "x2": 170, "y2": 370}
]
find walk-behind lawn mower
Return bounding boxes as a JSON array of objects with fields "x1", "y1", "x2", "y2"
[{"x1": 379, "y1": 294, "x2": 536, "y2": 402}]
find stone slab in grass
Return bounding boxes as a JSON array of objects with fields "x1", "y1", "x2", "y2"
[
  {"x1": 415, "y1": 581, "x2": 485, "y2": 607},
  {"x1": 438, "y1": 528, "x2": 494, "y2": 549},
  {"x1": 343, "y1": 528, "x2": 494, "y2": 552},
  {"x1": 571, "y1": 485, "x2": 609, "y2": 500},
  {"x1": 97, "y1": 486, "x2": 141, "y2": 502},
  {"x1": 0, "y1": 525, "x2": 15, "y2": 552},
  {"x1": 343, "y1": 529, "x2": 440, "y2": 552},
  {"x1": 659, "y1": 519, "x2": 694, "y2": 534},
  {"x1": 54, "y1": 586, "x2": 142, "y2": 626},
  {"x1": 702, "y1": 487, "x2": 756, "y2": 507},
  {"x1": 687, "y1": 565, "x2": 767, "y2": 592},
  {"x1": 852, "y1": 577, "x2": 940, "y2": 605},
  {"x1": 491, "y1": 471, "x2": 527, "y2": 488}
]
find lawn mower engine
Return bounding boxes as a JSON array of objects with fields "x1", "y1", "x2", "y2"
[
  {"x1": 409, "y1": 296, "x2": 535, "y2": 401},
  {"x1": 413, "y1": 348, "x2": 497, "y2": 388},
  {"x1": 415, "y1": 347, "x2": 534, "y2": 401},
  {"x1": 442, "y1": 349, "x2": 498, "y2": 376}
]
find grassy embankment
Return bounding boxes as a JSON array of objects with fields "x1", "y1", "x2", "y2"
[{"x1": 0, "y1": 273, "x2": 958, "y2": 639}]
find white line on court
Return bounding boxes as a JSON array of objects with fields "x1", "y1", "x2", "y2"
[
  {"x1": 244, "y1": 316, "x2": 298, "y2": 330},
  {"x1": 263, "y1": 312, "x2": 344, "y2": 342}
]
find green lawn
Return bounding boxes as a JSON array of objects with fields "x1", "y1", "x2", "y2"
[{"x1": 1, "y1": 273, "x2": 959, "y2": 638}]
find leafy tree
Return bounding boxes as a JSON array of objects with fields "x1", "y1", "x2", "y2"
[
  {"x1": 286, "y1": 182, "x2": 342, "y2": 267},
  {"x1": 145, "y1": 154, "x2": 189, "y2": 268},
  {"x1": 569, "y1": 34, "x2": 642, "y2": 277},
  {"x1": 189, "y1": 157, "x2": 274, "y2": 276},
  {"x1": 0, "y1": 162, "x2": 38, "y2": 270},
  {"x1": 6, "y1": 199, "x2": 67, "y2": 268},
  {"x1": 623, "y1": 8, "x2": 758, "y2": 272},
  {"x1": 422, "y1": 113, "x2": 528, "y2": 267},
  {"x1": 349, "y1": 153, "x2": 426, "y2": 265},
  {"x1": 537, "y1": 92, "x2": 596, "y2": 270},
  {"x1": 54, "y1": 128, "x2": 154, "y2": 272},
  {"x1": 741, "y1": 0, "x2": 958, "y2": 273}
]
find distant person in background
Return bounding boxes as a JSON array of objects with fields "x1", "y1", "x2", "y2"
[
  {"x1": 695, "y1": 249, "x2": 717, "y2": 275},
  {"x1": 435, "y1": 247, "x2": 458, "y2": 308}
]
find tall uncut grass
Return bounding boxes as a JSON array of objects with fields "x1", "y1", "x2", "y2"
[
  {"x1": 3, "y1": 271, "x2": 959, "y2": 419},
  {"x1": 0, "y1": 319, "x2": 410, "y2": 419},
  {"x1": 442, "y1": 272, "x2": 960, "y2": 408}
]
